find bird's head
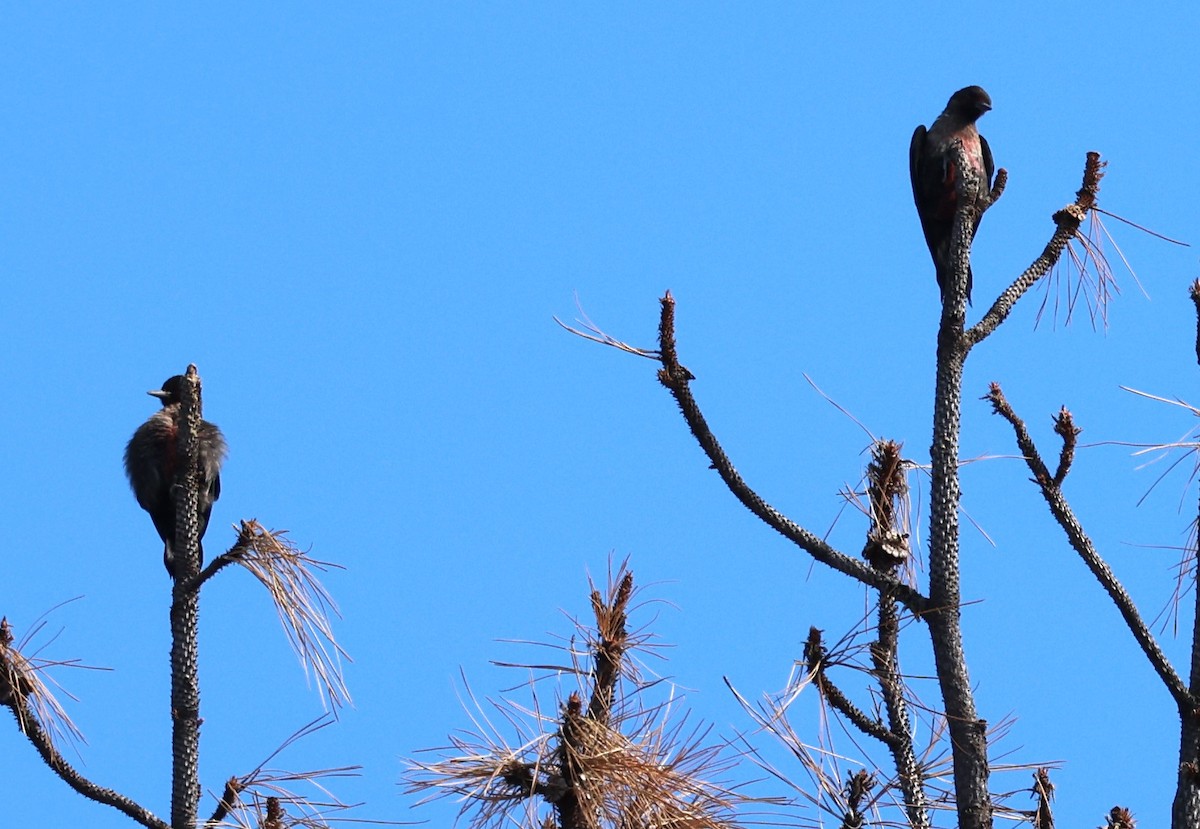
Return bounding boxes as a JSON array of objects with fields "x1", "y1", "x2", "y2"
[
  {"x1": 148, "y1": 375, "x2": 187, "y2": 406},
  {"x1": 945, "y1": 86, "x2": 992, "y2": 122}
]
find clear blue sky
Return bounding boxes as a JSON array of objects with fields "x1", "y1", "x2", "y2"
[{"x1": 2, "y1": 4, "x2": 1197, "y2": 827}]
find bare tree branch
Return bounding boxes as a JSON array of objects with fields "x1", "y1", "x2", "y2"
[
  {"x1": 405, "y1": 565, "x2": 752, "y2": 829},
  {"x1": 803, "y1": 627, "x2": 896, "y2": 748},
  {"x1": 653, "y1": 291, "x2": 930, "y2": 617},
  {"x1": 1030, "y1": 768, "x2": 1054, "y2": 829},
  {"x1": 967, "y1": 153, "x2": 1106, "y2": 347},
  {"x1": 1175, "y1": 282, "x2": 1200, "y2": 829},
  {"x1": 839, "y1": 769, "x2": 875, "y2": 829},
  {"x1": 586, "y1": 571, "x2": 632, "y2": 725},
  {"x1": 171, "y1": 364, "x2": 205, "y2": 829},
  {"x1": 863, "y1": 441, "x2": 929, "y2": 829},
  {"x1": 1051, "y1": 407, "x2": 1078, "y2": 487},
  {"x1": 924, "y1": 142, "x2": 990, "y2": 829},
  {"x1": 984, "y1": 384, "x2": 1190, "y2": 711},
  {"x1": 0, "y1": 619, "x2": 168, "y2": 829},
  {"x1": 1190, "y1": 280, "x2": 1200, "y2": 367}
]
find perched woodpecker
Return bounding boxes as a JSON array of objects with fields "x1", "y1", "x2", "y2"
[
  {"x1": 909, "y1": 85, "x2": 995, "y2": 304},
  {"x1": 124, "y1": 375, "x2": 227, "y2": 578}
]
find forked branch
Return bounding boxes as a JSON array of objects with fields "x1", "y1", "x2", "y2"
[
  {"x1": 968, "y1": 153, "x2": 1106, "y2": 347},
  {"x1": 802, "y1": 627, "x2": 896, "y2": 748},
  {"x1": 984, "y1": 383, "x2": 1190, "y2": 712}
]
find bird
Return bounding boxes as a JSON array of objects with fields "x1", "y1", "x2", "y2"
[
  {"x1": 124, "y1": 375, "x2": 227, "y2": 578},
  {"x1": 909, "y1": 85, "x2": 995, "y2": 304}
]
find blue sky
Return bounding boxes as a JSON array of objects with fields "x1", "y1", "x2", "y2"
[{"x1": 2, "y1": 4, "x2": 1198, "y2": 827}]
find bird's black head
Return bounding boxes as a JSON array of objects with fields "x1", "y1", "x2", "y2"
[
  {"x1": 147, "y1": 375, "x2": 186, "y2": 406},
  {"x1": 945, "y1": 85, "x2": 992, "y2": 122}
]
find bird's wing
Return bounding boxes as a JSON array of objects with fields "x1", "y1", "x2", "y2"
[
  {"x1": 124, "y1": 433, "x2": 163, "y2": 511},
  {"x1": 980, "y1": 133, "x2": 995, "y2": 189},
  {"x1": 908, "y1": 125, "x2": 927, "y2": 209},
  {"x1": 908, "y1": 124, "x2": 942, "y2": 259}
]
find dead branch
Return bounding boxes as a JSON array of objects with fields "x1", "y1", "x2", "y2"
[
  {"x1": 862, "y1": 442, "x2": 929, "y2": 829},
  {"x1": 171, "y1": 365, "x2": 205, "y2": 828},
  {"x1": 1031, "y1": 768, "x2": 1054, "y2": 829},
  {"x1": 839, "y1": 769, "x2": 874, "y2": 829},
  {"x1": 984, "y1": 383, "x2": 1190, "y2": 712},
  {"x1": 652, "y1": 291, "x2": 930, "y2": 617},
  {"x1": 924, "y1": 144, "x2": 989, "y2": 829},
  {"x1": 0, "y1": 619, "x2": 167, "y2": 829},
  {"x1": 968, "y1": 153, "x2": 1106, "y2": 347},
  {"x1": 803, "y1": 627, "x2": 896, "y2": 748},
  {"x1": 1051, "y1": 407, "x2": 1079, "y2": 486},
  {"x1": 404, "y1": 566, "x2": 750, "y2": 829},
  {"x1": 1104, "y1": 806, "x2": 1136, "y2": 828},
  {"x1": 1191, "y1": 280, "x2": 1200, "y2": 366}
]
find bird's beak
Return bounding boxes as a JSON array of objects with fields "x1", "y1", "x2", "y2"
[{"x1": 148, "y1": 389, "x2": 170, "y2": 399}]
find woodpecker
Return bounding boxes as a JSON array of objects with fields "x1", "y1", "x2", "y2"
[
  {"x1": 909, "y1": 85, "x2": 996, "y2": 304},
  {"x1": 124, "y1": 375, "x2": 227, "y2": 578}
]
